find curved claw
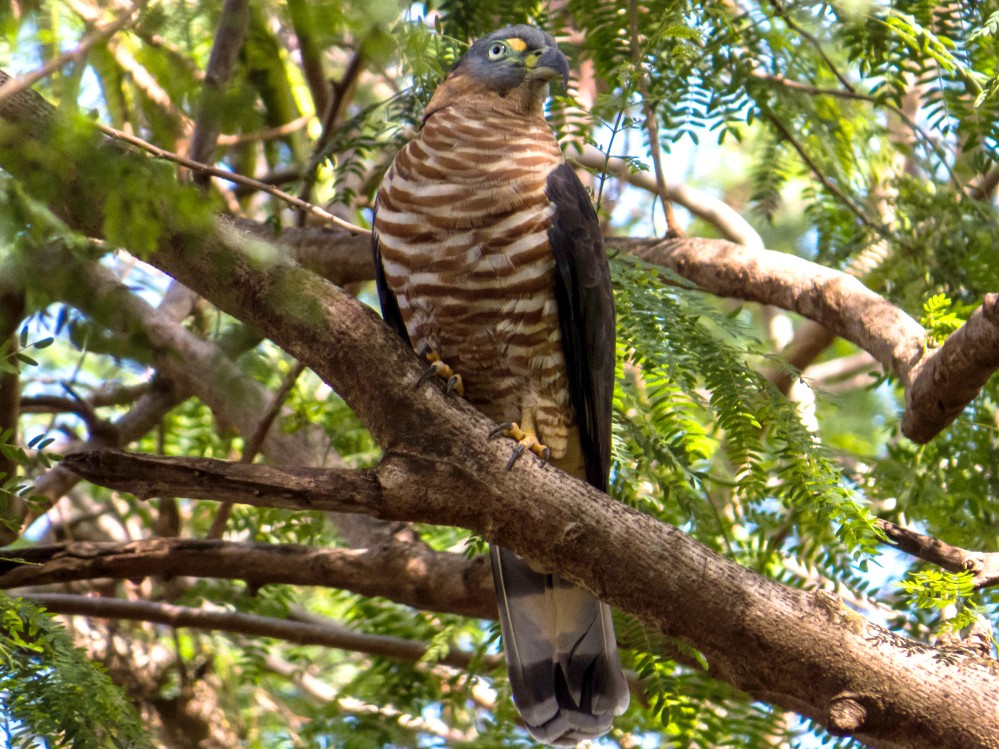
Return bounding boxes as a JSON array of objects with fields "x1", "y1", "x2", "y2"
[
  {"x1": 446, "y1": 374, "x2": 464, "y2": 398},
  {"x1": 489, "y1": 422, "x2": 514, "y2": 441},
  {"x1": 505, "y1": 442, "x2": 527, "y2": 470},
  {"x1": 417, "y1": 364, "x2": 441, "y2": 388},
  {"x1": 538, "y1": 444, "x2": 552, "y2": 467}
]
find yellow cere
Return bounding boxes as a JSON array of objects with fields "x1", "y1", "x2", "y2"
[{"x1": 506, "y1": 37, "x2": 528, "y2": 52}]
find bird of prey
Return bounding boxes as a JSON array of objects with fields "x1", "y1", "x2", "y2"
[{"x1": 372, "y1": 24, "x2": 629, "y2": 745}]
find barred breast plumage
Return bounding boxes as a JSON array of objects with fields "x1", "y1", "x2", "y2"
[{"x1": 375, "y1": 98, "x2": 574, "y2": 457}]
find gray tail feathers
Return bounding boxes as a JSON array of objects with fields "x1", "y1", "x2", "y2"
[{"x1": 490, "y1": 546, "x2": 629, "y2": 746}]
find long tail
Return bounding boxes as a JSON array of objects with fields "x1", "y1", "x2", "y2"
[{"x1": 491, "y1": 545, "x2": 629, "y2": 746}]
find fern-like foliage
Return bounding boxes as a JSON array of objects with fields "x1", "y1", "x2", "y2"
[
  {"x1": 609, "y1": 255, "x2": 880, "y2": 745},
  {"x1": 0, "y1": 594, "x2": 152, "y2": 748},
  {"x1": 612, "y1": 255, "x2": 878, "y2": 557}
]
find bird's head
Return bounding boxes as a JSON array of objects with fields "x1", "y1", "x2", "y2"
[{"x1": 430, "y1": 25, "x2": 570, "y2": 115}]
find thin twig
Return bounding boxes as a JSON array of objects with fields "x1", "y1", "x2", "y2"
[
  {"x1": 750, "y1": 70, "x2": 873, "y2": 102},
  {"x1": 876, "y1": 518, "x2": 999, "y2": 589},
  {"x1": 94, "y1": 122, "x2": 370, "y2": 234},
  {"x1": 0, "y1": 1, "x2": 145, "y2": 105},
  {"x1": 25, "y1": 592, "x2": 503, "y2": 670},
  {"x1": 206, "y1": 360, "x2": 307, "y2": 539},
  {"x1": 770, "y1": 0, "x2": 855, "y2": 93},
  {"x1": 763, "y1": 110, "x2": 882, "y2": 235},
  {"x1": 295, "y1": 47, "x2": 366, "y2": 227},
  {"x1": 628, "y1": 0, "x2": 683, "y2": 238},
  {"x1": 217, "y1": 115, "x2": 312, "y2": 145}
]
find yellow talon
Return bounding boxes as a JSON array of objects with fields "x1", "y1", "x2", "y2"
[
  {"x1": 416, "y1": 348, "x2": 464, "y2": 397},
  {"x1": 489, "y1": 422, "x2": 552, "y2": 469}
]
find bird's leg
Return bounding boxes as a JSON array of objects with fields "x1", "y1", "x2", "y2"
[
  {"x1": 416, "y1": 344, "x2": 464, "y2": 397},
  {"x1": 489, "y1": 409, "x2": 552, "y2": 469}
]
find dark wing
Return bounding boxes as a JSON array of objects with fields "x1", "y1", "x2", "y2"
[
  {"x1": 371, "y1": 204, "x2": 412, "y2": 346},
  {"x1": 545, "y1": 163, "x2": 615, "y2": 492}
]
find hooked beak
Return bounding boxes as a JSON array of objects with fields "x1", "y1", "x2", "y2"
[{"x1": 524, "y1": 46, "x2": 570, "y2": 90}]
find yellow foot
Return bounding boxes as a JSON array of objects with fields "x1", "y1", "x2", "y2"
[
  {"x1": 488, "y1": 422, "x2": 552, "y2": 469},
  {"x1": 416, "y1": 346, "x2": 464, "y2": 397}
]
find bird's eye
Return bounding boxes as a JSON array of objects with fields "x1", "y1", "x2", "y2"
[{"x1": 488, "y1": 41, "x2": 507, "y2": 60}]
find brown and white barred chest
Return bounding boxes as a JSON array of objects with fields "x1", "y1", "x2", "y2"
[{"x1": 374, "y1": 103, "x2": 575, "y2": 457}]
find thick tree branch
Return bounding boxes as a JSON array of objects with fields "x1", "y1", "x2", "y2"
[
  {"x1": 233, "y1": 220, "x2": 375, "y2": 287},
  {"x1": 62, "y1": 450, "x2": 381, "y2": 514},
  {"x1": 59, "y1": 441, "x2": 999, "y2": 749},
  {"x1": 0, "y1": 538, "x2": 493, "y2": 619},
  {"x1": 630, "y1": 237, "x2": 999, "y2": 441},
  {"x1": 629, "y1": 237, "x2": 926, "y2": 379}
]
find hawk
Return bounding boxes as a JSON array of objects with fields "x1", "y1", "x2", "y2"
[{"x1": 372, "y1": 25, "x2": 629, "y2": 745}]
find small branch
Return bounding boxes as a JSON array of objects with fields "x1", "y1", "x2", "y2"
[
  {"x1": 763, "y1": 110, "x2": 880, "y2": 234},
  {"x1": 24, "y1": 592, "x2": 502, "y2": 671},
  {"x1": 61, "y1": 449, "x2": 382, "y2": 515},
  {"x1": 970, "y1": 166, "x2": 999, "y2": 201},
  {"x1": 0, "y1": 537, "x2": 494, "y2": 619},
  {"x1": 66, "y1": 0, "x2": 191, "y2": 132},
  {"x1": 206, "y1": 360, "x2": 307, "y2": 538},
  {"x1": 18, "y1": 394, "x2": 104, "y2": 434},
  {"x1": 265, "y1": 655, "x2": 478, "y2": 742},
  {"x1": 295, "y1": 47, "x2": 366, "y2": 226},
  {"x1": 749, "y1": 70, "x2": 875, "y2": 102},
  {"x1": 94, "y1": 122, "x2": 370, "y2": 235},
  {"x1": 287, "y1": 0, "x2": 331, "y2": 117},
  {"x1": 628, "y1": 0, "x2": 683, "y2": 238},
  {"x1": 0, "y1": 1, "x2": 145, "y2": 105},
  {"x1": 770, "y1": 0, "x2": 855, "y2": 93},
  {"x1": 216, "y1": 115, "x2": 312, "y2": 146},
  {"x1": 803, "y1": 350, "x2": 878, "y2": 386},
  {"x1": 627, "y1": 237, "x2": 927, "y2": 381},
  {"x1": 21, "y1": 379, "x2": 184, "y2": 538},
  {"x1": 188, "y1": 0, "x2": 251, "y2": 185},
  {"x1": 877, "y1": 519, "x2": 999, "y2": 589},
  {"x1": 574, "y1": 146, "x2": 761, "y2": 248}
]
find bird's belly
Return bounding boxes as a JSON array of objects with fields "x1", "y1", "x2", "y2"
[
  {"x1": 380, "y1": 230, "x2": 574, "y2": 453},
  {"x1": 374, "y1": 115, "x2": 576, "y2": 454}
]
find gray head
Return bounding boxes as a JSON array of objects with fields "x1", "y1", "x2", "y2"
[{"x1": 450, "y1": 25, "x2": 570, "y2": 96}]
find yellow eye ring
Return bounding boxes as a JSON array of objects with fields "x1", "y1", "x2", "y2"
[{"x1": 487, "y1": 41, "x2": 507, "y2": 60}]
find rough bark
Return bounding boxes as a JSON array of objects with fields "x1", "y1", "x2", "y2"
[{"x1": 58, "y1": 446, "x2": 999, "y2": 749}]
